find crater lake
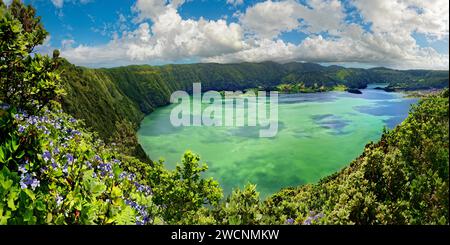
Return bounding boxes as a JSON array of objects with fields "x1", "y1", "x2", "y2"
[{"x1": 138, "y1": 86, "x2": 418, "y2": 197}]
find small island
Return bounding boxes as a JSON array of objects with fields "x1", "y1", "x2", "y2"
[{"x1": 346, "y1": 88, "x2": 363, "y2": 94}]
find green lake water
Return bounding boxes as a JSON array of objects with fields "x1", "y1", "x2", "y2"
[{"x1": 138, "y1": 86, "x2": 418, "y2": 197}]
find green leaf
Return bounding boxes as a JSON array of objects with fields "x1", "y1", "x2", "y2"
[
  {"x1": 1, "y1": 178, "x2": 13, "y2": 190},
  {"x1": 7, "y1": 191, "x2": 18, "y2": 211},
  {"x1": 0, "y1": 147, "x2": 5, "y2": 163},
  {"x1": 23, "y1": 189, "x2": 36, "y2": 200},
  {"x1": 46, "y1": 213, "x2": 53, "y2": 223}
]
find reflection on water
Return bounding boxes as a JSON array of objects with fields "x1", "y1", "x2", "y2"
[{"x1": 138, "y1": 87, "x2": 418, "y2": 198}]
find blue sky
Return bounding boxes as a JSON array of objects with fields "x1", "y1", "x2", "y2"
[{"x1": 14, "y1": 0, "x2": 450, "y2": 69}]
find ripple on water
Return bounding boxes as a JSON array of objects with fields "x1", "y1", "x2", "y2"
[{"x1": 311, "y1": 114, "x2": 351, "y2": 135}]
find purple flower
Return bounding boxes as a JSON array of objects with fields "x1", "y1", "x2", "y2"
[
  {"x1": 71, "y1": 130, "x2": 81, "y2": 136},
  {"x1": 69, "y1": 118, "x2": 77, "y2": 123},
  {"x1": 94, "y1": 155, "x2": 102, "y2": 162},
  {"x1": 43, "y1": 151, "x2": 52, "y2": 162},
  {"x1": 119, "y1": 172, "x2": 127, "y2": 180},
  {"x1": 303, "y1": 218, "x2": 312, "y2": 225},
  {"x1": 66, "y1": 153, "x2": 74, "y2": 164},
  {"x1": 98, "y1": 163, "x2": 113, "y2": 177},
  {"x1": 28, "y1": 116, "x2": 37, "y2": 125},
  {"x1": 286, "y1": 218, "x2": 294, "y2": 224},
  {"x1": 18, "y1": 125, "x2": 25, "y2": 133},
  {"x1": 19, "y1": 173, "x2": 40, "y2": 190},
  {"x1": 56, "y1": 195, "x2": 64, "y2": 206},
  {"x1": 18, "y1": 164, "x2": 27, "y2": 173},
  {"x1": 51, "y1": 158, "x2": 58, "y2": 169},
  {"x1": 30, "y1": 178, "x2": 40, "y2": 190}
]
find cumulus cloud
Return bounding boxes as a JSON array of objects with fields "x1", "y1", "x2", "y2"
[
  {"x1": 62, "y1": 0, "x2": 244, "y2": 66},
  {"x1": 240, "y1": 0, "x2": 344, "y2": 39},
  {"x1": 58, "y1": 0, "x2": 449, "y2": 69},
  {"x1": 353, "y1": 0, "x2": 449, "y2": 40},
  {"x1": 227, "y1": 0, "x2": 244, "y2": 7}
]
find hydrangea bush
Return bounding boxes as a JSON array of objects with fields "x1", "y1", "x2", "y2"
[{"x1": 0, "y1": 106, "x2": 159, "y2": 224}]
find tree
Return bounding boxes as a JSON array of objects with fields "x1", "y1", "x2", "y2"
[
  {"x1": 0, "y1": 0, "x2": 63, "y2": 114},
  {"x1": 149, "y1": 151, "x2": 223, "y2": 224}
]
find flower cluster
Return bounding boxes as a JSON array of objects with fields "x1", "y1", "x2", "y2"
[
  {"x1": 125, "y1": 199, "x2": 151, "y2": 225},
  {"x1": 6, "y1": 109, "x2": 158, "y2": 225},
  {"x1": 286, "y1": 218, "x2": 294, "y2": 224},
  {"x1": 302, "y1": 211, "x2": 324, "y2": 225},
  {"x1": 97, "y1": 162, "x2": 113, "y2": 178},
  {"x1": 118, "y1": 171, "x2": 136, "y2": 181},
  {"x1": 18, "y1": 164, "x2": 40, "y2": 190},
  {"x1": 134, "y1": 181, "x2": 153, "y2": 196},
  {"x1": 14, "y1": 110, "x2": 80, "y2": 144}
]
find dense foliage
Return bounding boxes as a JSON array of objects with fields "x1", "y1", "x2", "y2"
[
  {"x1": 1, "y1": 1, "x2": 448, "y2": 225},
  {"x1": 0, "y1": 0, "x2": 63, "y2": 115}
]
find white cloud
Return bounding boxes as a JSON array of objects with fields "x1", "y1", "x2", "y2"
[
  {"x1": 58, "y1": 0, "x2": 449, "y2": 70},
  {"x1": 206, "y1": 0, "x2": 449, "y2": 69},
  {"x1": 51, "y1": 0, "x2": 64, "y2": 8},
  {"x1": 62, "y1": 1, "x2": 244, "y2": 66},
  {"x1": 132, "y1": 0, "x2": 185, "y2": 22},
  {"x1": 239, "y1": 0, "x2": 344, "y2": 39},
  {"x1": 227, "y1": 0, "x2": 244, "y2": 7},
  {"x1": 61, "y1": 39, "x2": 75, "y2": 49},
  {"x1": 239, "y1": 0, "x2": 304, "y2": 39},
  {"x1": 352, "y1": 0, "x2": 449, "y2": 40}
]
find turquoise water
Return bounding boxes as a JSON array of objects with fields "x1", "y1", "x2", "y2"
[{"x1": 138, "y1": 87, "x2": 418, "y2": 197}]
